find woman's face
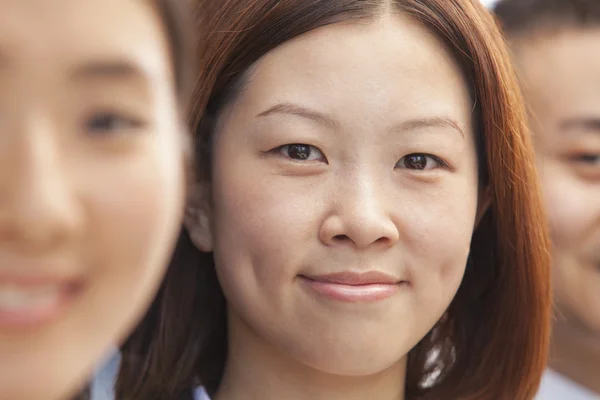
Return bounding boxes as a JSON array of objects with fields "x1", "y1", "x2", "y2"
[
  {"x1": 0, "y1": 1, "x2": 185, "y2": 399},
  {"x1": 515, "y1": 29, "x2": 600, "y2": 343},
  {"x1": 192, "y1": 15, "x2": 481, "y2": 376}
]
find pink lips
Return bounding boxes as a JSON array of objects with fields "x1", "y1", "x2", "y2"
[
  {"x1": 0, "y1": 275, "x2": 82, "y2": 329},
  {"x1": 299, "y1": 271, "x2": 405, "y2": 303}
]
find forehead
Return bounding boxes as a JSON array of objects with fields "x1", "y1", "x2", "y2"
[
  {"x1": 238, "y1": 15, "x2": 471, "y2": 124},
  {"x1": 0, "y1": 0, "x2": 168, "y2": 74},
  {"x1": 515, "y1": 29, "x2": 600, "y2": 121}
]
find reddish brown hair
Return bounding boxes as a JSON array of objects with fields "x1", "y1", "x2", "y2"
[{"x1": 118, "y1": 1, "x2": 552, "y2": 399}]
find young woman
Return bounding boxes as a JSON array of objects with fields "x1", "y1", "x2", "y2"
[
  {"x1": 0, "y1": 1, "x2": 194, "y2": 399},
  {"x1": 116, "y1": 0, "x2": 552, "y2": 399},
  {"x1": 495, "y1": 0, "x2": 600, "y2": 398}
]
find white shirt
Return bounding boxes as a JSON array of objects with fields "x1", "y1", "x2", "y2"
[
  {"x1": 96, "y1": 356, "x2": 600, "y2": 400},
  {"x1": 536, "y1": 369, "x2": 599, "y2": 400},
  {"x1": 91, "y1": 351, "x2": 210, "y2": 400}
]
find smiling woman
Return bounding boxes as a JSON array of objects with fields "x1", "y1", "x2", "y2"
[
  {"x1": 0, "y1": 1, "x2": 194, "y2": 399},
  {"x1": 117, "y1": 1, "x2": 552, "y2": 400}
]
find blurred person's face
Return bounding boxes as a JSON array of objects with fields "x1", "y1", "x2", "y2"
[
  {"x1": 515, "y1": 29, "x2": 600, "y2": 341},
  {"x1": 0, "y1": 1, "x2": 185, "y2": 399}
]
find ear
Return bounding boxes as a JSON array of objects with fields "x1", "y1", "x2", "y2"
[
  {"x1": 184, "y1": 183, "x2": 213, "y2": 252},
  {"x1": 475, "y1": 185, "x2": 493, "y2": 228}
]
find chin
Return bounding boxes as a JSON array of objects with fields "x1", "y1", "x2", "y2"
[
  {"x1": 288, "y1": 339, "x2": 409, "y2": 377},
  {"x1": 0, "y1": 380, "x2": 73, "y2": 400},
  {"x1": 0, "y1": 341, "x2": 97, "y2": 400},
  {"x1": 306, "y1": 354, "x2": 404, "y2": 377}
]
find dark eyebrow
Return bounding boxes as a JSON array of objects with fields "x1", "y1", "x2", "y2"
[
  {"x1": 257, "y1": 102, "x2": 339, "y2": 130},
  {"x1": 70, "y1": 60, "x2": 149, "y2": 82},
  {"x1": 559, "y1": 117, "x2": 600, "y2": 134},
  {"x1": 392, "y1": 116, "x2": 465, "y2": 138}
]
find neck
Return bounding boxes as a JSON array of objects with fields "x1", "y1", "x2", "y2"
[
  {"x1": 214, "y1": 315, "x2": 406, "y2": 400},
  {"x1": 550, "y1": 319, "x2": 600, "y2": 394}
]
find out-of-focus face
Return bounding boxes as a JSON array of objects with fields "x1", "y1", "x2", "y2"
[
  {"x1": 189, "y1": 15, "x2": 482, "y2": 377},
  {"x1": 514, "y1": 29, "x2": 600, "y2": 343},
  {"x1": 0, "y1": 1, "x2": 185, "y2": 399}
]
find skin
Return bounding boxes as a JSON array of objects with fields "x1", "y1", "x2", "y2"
[
  {"x1": 189, "y1": 13, "x2": 487, "y2": 400},
  {"x1": 0, "y1": 1, "x2": 185, "y2": 399},
  {"x1": 512, "y1": 28, "x2": 600, "y2": 394}
]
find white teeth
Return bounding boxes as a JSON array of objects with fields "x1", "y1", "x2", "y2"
[{"x1": 0, "y1": 285, "x2": 61, "y2": 312}]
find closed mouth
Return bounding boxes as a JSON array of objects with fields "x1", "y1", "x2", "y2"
[
  {"x1": 297, "y1": 271, "x2": 408, "y2": 303},
  {"x1": 300, "y1": 270, "x2": 404, "y2": 286}
]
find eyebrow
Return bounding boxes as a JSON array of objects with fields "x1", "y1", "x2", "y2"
[
  {"x1": 256, "y1": 102, "x2": 339, "y2": 130},
  {"x1": 559, "y1": 117, "x2": 600, "y2": 134},
  {"x1": 392, "y1": 116, "x2": 465, "y2": 138},
  {"x1": 257, "y1": 101, "x2": 464, "y2": 138},
  {"x1": 69, "y1": 60, "x2": 149, "y2": 82}
]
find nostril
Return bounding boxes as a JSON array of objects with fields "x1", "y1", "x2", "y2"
[
  {"x1": 333, "y1": 234, "x2": 351, "y2": 242},
  {"x1": 374, "y1": 237, "x2": 391, "y2": 245}
]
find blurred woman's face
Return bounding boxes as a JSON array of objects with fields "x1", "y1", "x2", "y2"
[
  {"x1": 515, "y1": 28, "x2": 600, "y2": 345},
  {"x1": 0, "y1": 1, "x2": 185, "y2": 399}
]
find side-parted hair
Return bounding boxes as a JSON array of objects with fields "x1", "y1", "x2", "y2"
[
  {"x1": 118, "y1": 1, "x2": 552, "y2": 399},
  {"x1": 494, "y1": 0, "x2": 600, "y2": 37}
]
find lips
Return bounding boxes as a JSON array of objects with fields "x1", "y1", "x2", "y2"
[
  {"x1": 0, "y1": 277, "x2": 82, "y2": 328},
  {"x1": 0, "y1": 285, "x2": 64, "y2": 311},
  {"x1": 299, "y1": 271, "x2": 406, "y2": 303}
]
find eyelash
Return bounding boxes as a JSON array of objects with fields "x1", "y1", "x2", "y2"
[
  {"x1": 269, "y1": 143, "x2": 449, "y2": 171},
  {"x1": 569, "y1": 153, "x2": 600, "y2": 165},
  {"x1": 85, "y1": 111, "x2": 146, "y2": 135},
  {"x1": 395, "y1": 153, "x2": 448, "y2": 171},
  {"x1": 271, "y1": 144, "x2": 327, "y2": 162}
]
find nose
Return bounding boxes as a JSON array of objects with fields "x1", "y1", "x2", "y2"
[
  {"x1": 319, "y1": 173, "x2": 400, "y2": 250},
  {"x1": 0, "y1": 115, "x2": 82, "y2": 253}
]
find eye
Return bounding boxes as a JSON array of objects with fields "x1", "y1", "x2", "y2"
[
  {"x1": 396, "y1": 153, "x2": 445, "y2": 171},
  {"x1": 571, "y1": 153, "x2": 600, "y2": 165},
  {"x1": 85, "y1": 112, "x2": 144, "y2": 135},
  {"x1": 276, "y1": 143, "x2": 326, "y2": 162}
]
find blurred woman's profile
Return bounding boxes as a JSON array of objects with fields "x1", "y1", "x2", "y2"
[
  {"x1": 495, "y1": 0, "x2": 600, "y2": 398},
  {"x1": 0, "y1": 1, "x2": 194, "y2": 399}
]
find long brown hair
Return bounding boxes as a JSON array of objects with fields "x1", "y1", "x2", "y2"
[{"x1": 117, "y1": 1, "x2": 552, "y2": 399}]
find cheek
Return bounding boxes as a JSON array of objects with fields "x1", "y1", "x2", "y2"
[
  {"x1": 399, "y1": 182, "x2": 477, "y2": 271},
  {"x1": 393, "y1": 182, "x2": 478, "y2": 318},
  {"x1": 75, "y1": 142, "x2": 185, "y2": 342},
  {"x1": 541, "y1": 165, "x2": 595, "y2": 248},
  {"x1": 211, "y1": 165, "x2": 322, "y2": 294}
]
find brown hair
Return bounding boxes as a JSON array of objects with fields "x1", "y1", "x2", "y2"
[
  {"x1": 494, "y1": 0, "x2": 600, "y2": 37},
  {"x1": 118, "y1": 1, "x2": 552, "y2": 399},
  {"x1": 154, "y1": 0, "x2": 196, "y2": 110}
]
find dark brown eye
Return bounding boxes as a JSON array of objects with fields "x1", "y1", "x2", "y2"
[
  {"x1": 287, "y1": 144, "x2": 311, "y2": 159},
  {"x1": 86, "y1": 112, "x2": 143, "y2": 135},
  {"x1": 396, "y1": 153, "x2": 441, "y2": 170},
  {"x1": 574, "y1": 154, "x2": 600, "y2": 165},
  {"x1": 279, "y1": 144, "x2": 325, "y2": 162}
]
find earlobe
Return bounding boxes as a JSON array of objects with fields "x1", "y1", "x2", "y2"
[
  {"x1": 475, "y1": 185, "x2": 493, "y2": 227},
  {"x1": 184, "y1": 184, "x2": 214, "y2": 252}
]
